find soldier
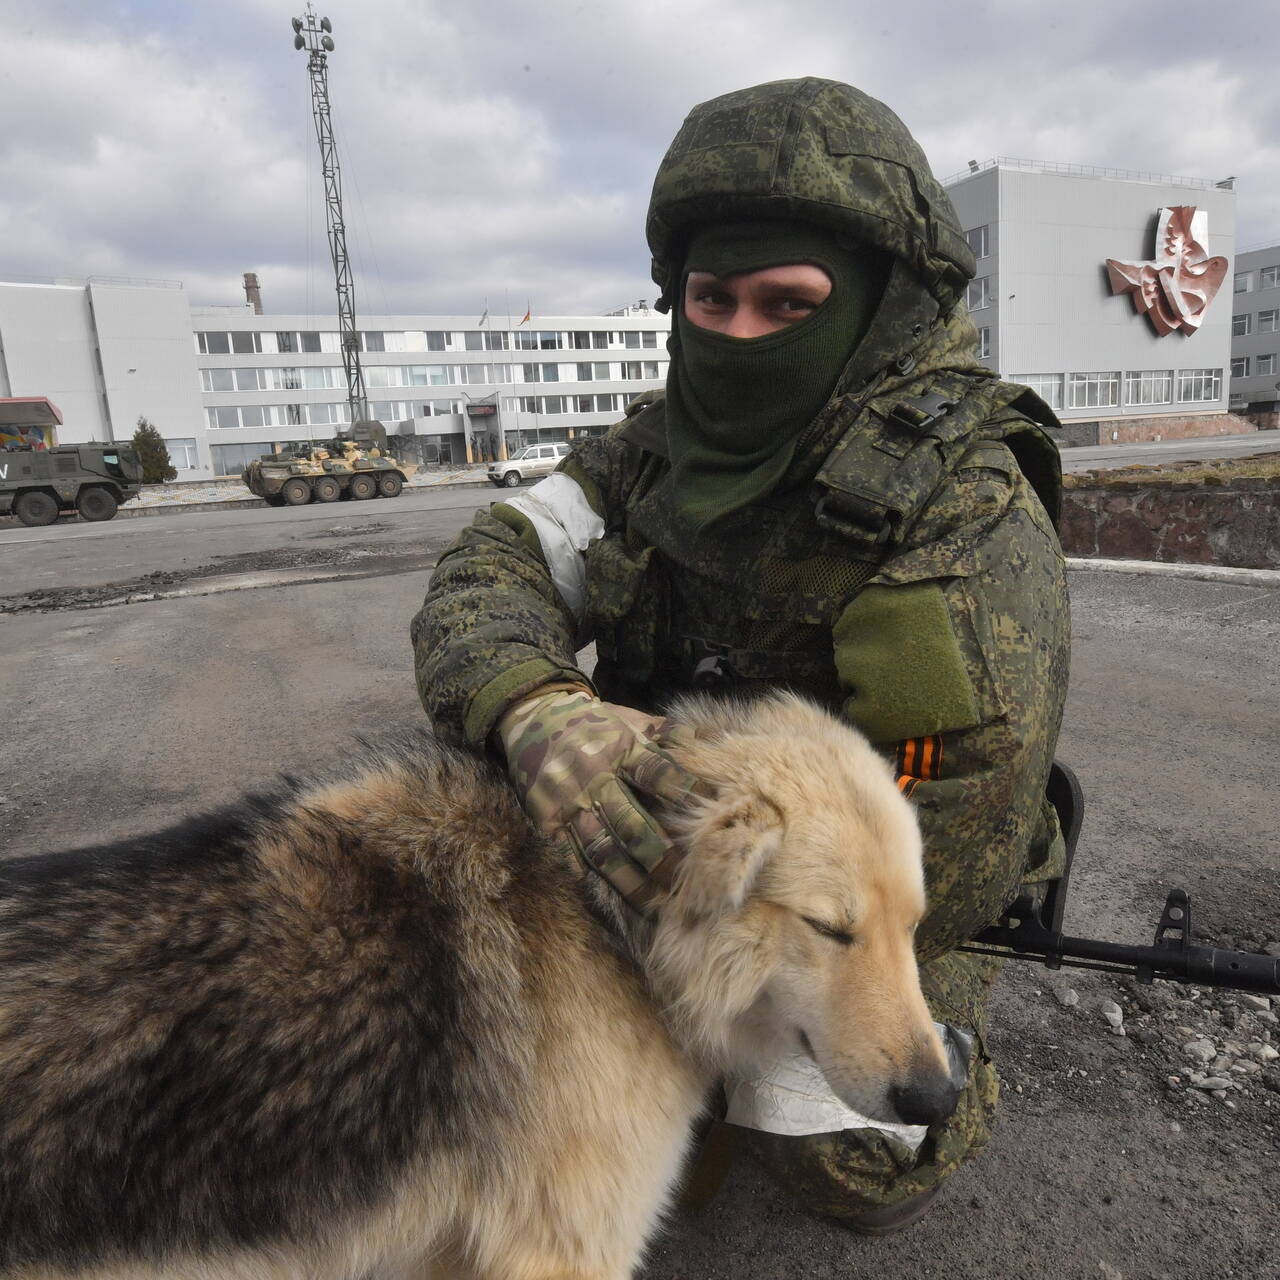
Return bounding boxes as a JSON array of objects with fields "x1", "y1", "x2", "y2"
[{"x1": 412, "y1": 77, "x2": 1069, "y2": 1233}]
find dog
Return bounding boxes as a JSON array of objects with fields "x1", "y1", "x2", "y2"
[{"x1": 0, "y1": 692, "x2": 961, "y2": 1280}]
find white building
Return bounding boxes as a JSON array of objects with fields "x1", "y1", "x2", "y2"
[
  {"x1": 944, "y1": 159, "x2": 1241, "y2": 445},
  {"x1": 0, "y1": 276, "x2": 670, "y2": 480},
  {"x1": 188, "y1": 305, "x2": 669, "y2": 478},
  {"x1": 1228, "y1": 244, "x2": 1280, "y2": 423}
]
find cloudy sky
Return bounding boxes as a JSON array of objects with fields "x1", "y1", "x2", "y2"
[{"x1": 2, "y1": 0, "x2": 1276, "y2": 319}]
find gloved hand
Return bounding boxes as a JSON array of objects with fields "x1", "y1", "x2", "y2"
[{"x1": 497, "y1": 686, "x2": 705, "y2": 915}]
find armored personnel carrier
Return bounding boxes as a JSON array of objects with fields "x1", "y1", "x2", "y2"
[
  {"x1": 241, "y1": 424, "x2": 416, "y2": 507},
  {"x1": 0, "y1": 442, "x2": 143, "y2": 526}
]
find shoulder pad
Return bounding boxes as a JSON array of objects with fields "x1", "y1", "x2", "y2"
[
  {"x1": 624, "y1": 389, "x2": 664, "y2": 418},
  {"x1": 813, "y1": 375, "x2": 1058, "y2": 549}
]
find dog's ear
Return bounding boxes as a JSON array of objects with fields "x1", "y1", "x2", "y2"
[{"x1": 673, "y1": 791, "x2": 782, "y2": 919}]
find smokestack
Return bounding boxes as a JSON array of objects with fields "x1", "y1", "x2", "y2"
[{"x1": 243, "y1": 272, "x2": 263, "y2": 314}]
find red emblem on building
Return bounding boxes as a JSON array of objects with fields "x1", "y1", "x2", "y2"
[{"x1": 1105, "y1": 206, "x2": 1226, "y2": 336}]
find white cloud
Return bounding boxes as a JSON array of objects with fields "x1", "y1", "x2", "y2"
[{"x1": 2, "y1": 0, "x2": 1279, "y2": 316}]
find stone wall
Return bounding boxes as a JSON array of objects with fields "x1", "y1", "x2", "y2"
[
  {"x1": 1065, "y1": 411, "x2": 1256, "y2": 447},
  {"x1": 1060, "y1": 476, "x2": 1280, "y2": 569}
]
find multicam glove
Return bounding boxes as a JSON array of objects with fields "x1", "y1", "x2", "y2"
[{"x1": 497, "y1": 687, "x2": 705, "y2": 915}]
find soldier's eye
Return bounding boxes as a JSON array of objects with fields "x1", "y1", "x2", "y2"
[{"x1": 803, "y1": 916, "x2": 855, "y2": 946}]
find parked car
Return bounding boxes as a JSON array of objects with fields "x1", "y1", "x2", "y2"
[{"x1": 487, "y1": 442, "x2": 572, "y2": 488}]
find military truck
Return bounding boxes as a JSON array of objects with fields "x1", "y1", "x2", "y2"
[
  {"x1": 240, "y1": 423, "x2": 416, "y2": 507},
  {"x1": 0, "y1": 443, "x2": 143, "y2": 526}
]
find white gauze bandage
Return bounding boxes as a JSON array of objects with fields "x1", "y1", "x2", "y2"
[{"x1": 502, "y1": 472, "x2": 606, "y2": 623}]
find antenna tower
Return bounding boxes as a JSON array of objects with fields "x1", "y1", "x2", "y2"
[{"x1": 292, "y1": 6, "x2": 368, "y2": 427}]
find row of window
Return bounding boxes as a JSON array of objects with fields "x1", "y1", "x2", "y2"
[
  {"x1": 1015, "y1": 368, "x2": 1223, "y2": 410},
  {"x1": 1234, "y1": 266, "x2": 1280, "y2": 294},
  {"x1": 1231, "y1": 309, "x2": 1280, "y2": 336},
  {"x1": 1230, "y1": 354, "x2": 1278, "y2": 378},
  {"x1": 504, "y1": 394, "x2": 637, "y2": 415},
  {"x1": 201, "y1": 361, "x2": 665, "y2": 393},
  {"x1": 194, "y1": 328, "x2": 663, "y2": 357},
  {"x1": 204, "y1": 391, "x2": 639, "y2": 431}
]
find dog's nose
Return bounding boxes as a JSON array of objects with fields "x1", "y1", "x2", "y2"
[{"x1": 890, "y1": 1075, "x2": 963, "y2": 1127}]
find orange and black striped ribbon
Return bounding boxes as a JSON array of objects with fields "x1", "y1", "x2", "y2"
[{"x1": 896, "y1": 734, "x2": 944, "y2": 797}]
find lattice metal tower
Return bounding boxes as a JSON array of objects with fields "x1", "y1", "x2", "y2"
[{"x1": 292, "y1": 6, "x2": 368, "y2": 427}]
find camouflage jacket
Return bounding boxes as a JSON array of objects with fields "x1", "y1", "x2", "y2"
[
  {"x1": 411, "y1": 78, "x2": 1070, "y2": 960},
  {"x1": 411, "y1": 373, "x2": 1068, "y2": 962}
]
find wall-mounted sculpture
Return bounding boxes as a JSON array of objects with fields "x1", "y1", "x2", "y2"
[{"x1": 1105, "y1": 206, "x2": 1227, "y2": 336}]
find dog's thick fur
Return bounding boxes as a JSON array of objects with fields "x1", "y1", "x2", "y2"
[{"x1": 0, "y1": 694, "x2": 956, "y2": 1280}]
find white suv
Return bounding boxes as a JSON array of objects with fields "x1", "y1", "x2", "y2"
[{"x1": 488, "y1": 442, "x2": 572, "y2": 488}]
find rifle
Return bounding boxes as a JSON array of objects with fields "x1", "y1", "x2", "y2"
[{"x1": 958, "y1": 763, "x2": 1280, "y2": 996}]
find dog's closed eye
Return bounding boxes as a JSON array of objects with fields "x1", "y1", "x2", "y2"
[{"x1": 802, "y1": 916, "x2": 856, "y2": 946}]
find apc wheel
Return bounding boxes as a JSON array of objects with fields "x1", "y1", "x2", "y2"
[
  {"x1": 314, "y1": 476, "x2": 342, "y2": 503},
  {"x1": 76, "y1": 486, "x2": 118, "y2": 522},
  {"x1": 378, "y1": 472, "x2": 404, "y2": 498},
  {"x1": 13, "y1": 490, "x2": 60, "y2": 527},
  {"x1": 281, "y1": 477, "x2": 312, "y2": 506},
  {"x1": 501, "y1": 470, "x2": 522, "y2": 488},
  {"x1": 349, "y1": 473, "x2": 377, "y2": 501}
]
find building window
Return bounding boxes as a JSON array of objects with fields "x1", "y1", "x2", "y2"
[
  {"x1": 165, "y1": 438, "x2": 199, "y2": 470},
  {"x1": 1067, "y1": 371, "x2": 1120, "y2": 409},
  {"x1": 201, "y1": 368, "x2": 235, "y2": 392},
  {"x1": 1258, "y1": 353, "x2": 1277, "y2": 376},
  {"x1": 1260, "y1": 309, "x2": 1280, "y2": 333},
  {"x1": 1176, "y1": 368, "x2": 1222, "y2": 403},
  {"x1": 966, "y1": 225, "x2": 990, "y2": 259},
  {"x1": 483, "y1": 331, "x2": 510, "y2": 351},
  {"x1": 977, "y1": 327, "x2": 991, "y2": 359},
  {"x1": 236, "y1": 368, "x2": 263, "y2": 391},
  {"x1": 1234, "y1": 273, "x2": 1253, "y2": 294},
  {"x1": 966, "y1": 276, "x2": 992, "y2": 311},
  {"x1": 229, "y1": 331, "x2": 261, "y2": 355},
  {"x1": 1262, "y1": 266, "x2": 1280, "y2": 290},
  {"x1": 197, "y1": 331, "x2": 231, "y2": 355},
  {"x1": 1231, "y1": 356, "x2": 1250, "y2": 379},
  {"x1": 623, "y1": 361, "x2": 660, "y2": 380},
  {"x1": 276, "y1": 331, "x2": 297, "y2": 353},
  {"x1": 207, "y1": 406, "x2": 242, "y2": 429},
  {"x1": 1124, "y1": 370, "x2": 1173, "y2": 406},
  {"x1": 362, "y1": 331, "x2": 386, "y2": 352},
  {"x1": 1014, "y1": 374, "x2": 1063, "y2": 410},
  {"x1": 1233, "y1": 313, "x2": 1253, "y2": 337}
]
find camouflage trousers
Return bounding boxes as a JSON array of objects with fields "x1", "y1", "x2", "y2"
[{"x1": 738, "y1": 949, "x2": 1002, "y2": 1217}]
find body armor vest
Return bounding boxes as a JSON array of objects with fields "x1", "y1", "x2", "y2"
[{"x1": 583, "y1": 375, "x2": 1061, "y2": 714}]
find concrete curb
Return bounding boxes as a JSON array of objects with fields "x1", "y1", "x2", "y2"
[{"x1": 1066, "y1": 556, "x2": 1280, "y2": 586}]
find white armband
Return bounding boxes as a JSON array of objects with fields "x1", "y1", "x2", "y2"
[{"x1": 502, "y1": 472, "x2": 606, "y2": 622}]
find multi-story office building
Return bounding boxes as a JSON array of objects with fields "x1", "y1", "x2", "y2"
[
  {"x1": 1227, "y1": 244, "x2": 1280, "y2": 423},
  {"x1": 944, "y1": 159, "x2": 1242, "y2": 445},
  {"x1": 0, "y1": 277, "x2": 670, "y2": 480},
  {"x1": 188, "y1": 305, "x2": 669, "y2": 478}
]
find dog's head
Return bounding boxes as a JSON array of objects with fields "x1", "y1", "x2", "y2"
[{"x1": 651, "y1": 692, "x2": 963, "y2": 1130}]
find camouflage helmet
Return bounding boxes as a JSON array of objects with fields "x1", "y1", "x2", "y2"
[{"x1": 646, "y1": 78, "x2": 974, "y2": 315}]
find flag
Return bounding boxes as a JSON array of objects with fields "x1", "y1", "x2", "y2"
[
  {"x1": 478, "y1": 307, "x2": 489, "y2": 327},
  {"x1": 518, "y1": 306, "x2": 531, "y2": 326}
]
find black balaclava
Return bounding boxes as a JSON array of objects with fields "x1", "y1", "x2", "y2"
[{"x1": 664, "y1": 220, "x2": 890, "y2": 529}]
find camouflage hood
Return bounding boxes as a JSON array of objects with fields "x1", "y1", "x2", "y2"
[{"x1": 646, "y1": 78, "x2": 975, "y2": 317}]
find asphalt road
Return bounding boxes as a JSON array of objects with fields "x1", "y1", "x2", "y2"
[
  {"x1": 1062, "y1": 429, "x2": 1280, "y2": 471},
  {"x1": 0, "y1": 486, "x2": 491, "y2": 598},
  {"x1": 1, "y1": 521, "x2": 1277, "y2": 1278}
]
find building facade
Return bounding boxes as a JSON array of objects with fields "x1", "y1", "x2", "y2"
[
  {"x1": 944, "y1": 159, "x2": 1240, "y2": 445},
  {"x1": 0, "y1": 277, "x2": 670, "y2": 480},
  {"x1": 1228, "y1": 244, "x2": 1280, "y2": 421},
  {"x1": 188, "y1": 306, "x2": 669, "y2": 478},
  {"x1": 0, "y1": 278, "x2": 208, "y2": 468}
]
